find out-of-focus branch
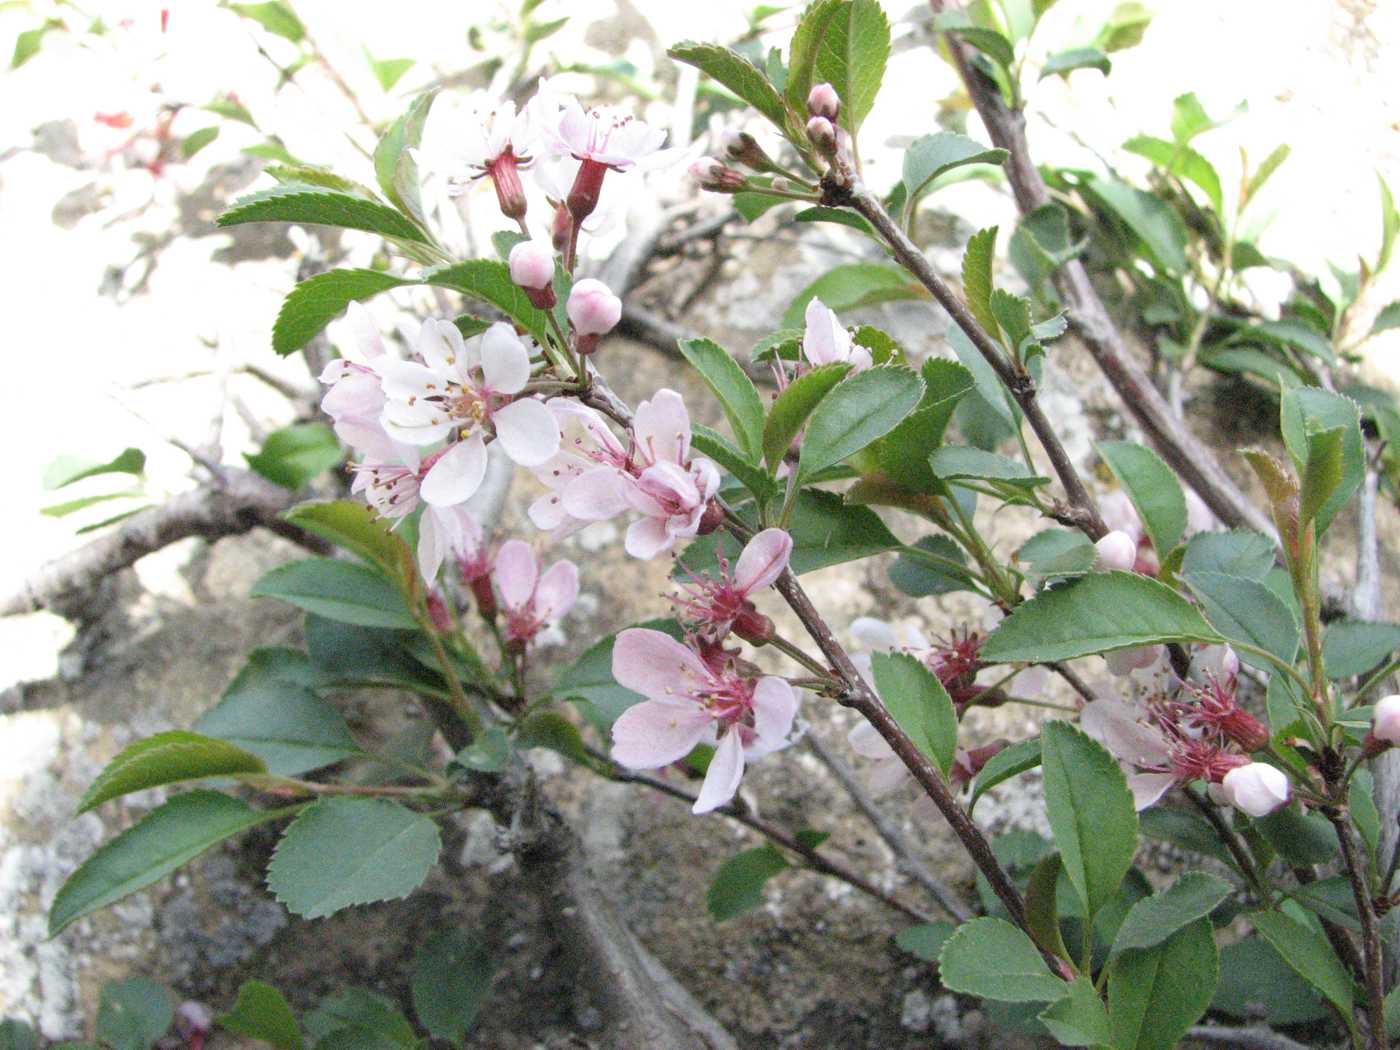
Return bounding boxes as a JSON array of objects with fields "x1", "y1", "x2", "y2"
[
  {"x1": 926, "y1": 0, "x2": 1276, "y2": 540},
  {"x1": 2, "y1": 468, "x2": 328, "y2": 618},
  {"x1": 1186, "y1": 1025, "x2": 1313, "y2": 1050}
]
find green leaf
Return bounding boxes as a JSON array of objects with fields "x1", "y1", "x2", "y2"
[
  {"x1": 889, "y1": 535, "x2": 973, "y2": 597},
  {"x1": 1249, "y1": 909, "x2": 1353, "y2": 1015},
  {"x1": 284, "y1": 501, "x2": 413, "y2": 581},
  {"x1": 945, "y1": 26, "x2": 1015, "y2": 74},
  {"x1": 691, "y1": 424, "x2": 777, "y2": 500},
  {"x1": 707, "y1": 844, "x2": 789, "y2": 921},
  {"x1": 267, "y1": 797, "x2": 441, "y2": 919},
  {"x1": 1213, "y1": 936, "x2": 1329, "y2": 1025},
  {"x1": 870, "y1": 651, "x2": 958, "y2": 778},
  {"x1": 797, "y1": 365, "x2": 923, "y2": 481},
  {"x1": 1111, "y1": 871, "x2": 1232, "y2": 955},
  {"x1": 667, "y1": 42, "x2": 791, "y2": 134},
  {"x1": 1253, "y1": 805, "x2": 1338, "y2": 867},
  {"x1": 1040, "y1": 47, "x2": 1110, "y2": 80},
  {"x1": 1279, "y1": 387, "x2": 1364, "y2": 535},
  {"x1": 412, "y1": 929, "x2": 493, "y2": 1042},
  {"x1": 811, "y1": 0, "x2": 890, "y2": 134},
  {"x1": 194, "y1": 650, "x2": 363, "y2": 776},
  {"x1": 218, "y1": 186, "x2": 429, "y2": 243},
  {"x1": 97, "y1": 979, "x2": 173, "y2": 1050},
  {"x1": 1299, "y1": 425, "x2": 1345, "y2": 527},
  {"x1": 421, "y1": 259, "x2": 552, "y2": 346},
  {"x1": 1095, "y1": 1, "x2": 1152, "y2": 52},
  {"x1": 781, "y1": 263, "x2": 922, "y2": 329},
  {"x1": 894, "y1": 921, "x2": 955, "y2": 960},
  {"x1": 929, "y1": 446, "x2": 1048, "y2": 489},
  {"x1": 217, "y1": 981, "x2": 304, "y2": 1050},
  {"x1": 1016, "y1": 528, "x2": 1095, "y2": 578},
  {"x1": 1041, "y1": 721, "x2": 1137, "y2": 919},
  {"x1": 785, "y1": 0, "x2": 845, "y2": 115},
  {"x1": 792, "y1": 206, "x2": 877, "y2": 236},
  {"x1": 229, "y1": 1, "x2": 304, "y2": 41},
  {"x1": 1138, "y1": 806, "x2": 1232, "y2": 864},
  {"x1": 1010, "y1": 204, "x2": 1086, "y2": 290},
  {"x1": 1182, "y1": 572, "x2": 1299, "y2": 671},
  {"x1": 961, "y1": 226, "x2": 999, "y2": 337},
  {"x1": 982, "y1": 571, "x2": 1220, "y2": 663},
  {"x1": 271, "y1": 269, "x2": 414, "y2": 357},
  {"x1": 373, "y1": 91, "x2": 435, "y2": 232},
  {"x1": 79, "y1": 731, "x2": 266, "y2": 814},
  {"x1": 1370, "y1": 300, "x2": 1400, "y2": 338},
  {"x1": 251, "y1": 558, "x2": 417, "y2": 630},
  {"x1": 763, "y1": 362, "x2": 848, "y2": 468},
  {"x1": 11, "y1": 19, "x2": 63, "y2": 69},
  {"x1": 968, "y1": 738, "x2": 1041, "y2": 814},
  {"x1": 1087, "y1": 177, "x2": 1188, "y2": 274},
  {"x1": 41, "y1": 490, "x2": 145, "y2": 519},
  {"x1": 365, "y1": 52, "x2": 414, "y2": 92},
  {"x1": 264, "y1": 165, "x2": 376, "y2": 198},
  {"x1": 901, "y1": 133, "x2": 1007, "y2": 215},
  {"x1": 514, "y1": 712, "x2": 589, "y2": 765},
  {"x1": 44, "y1": 448, "x2": 146, "y2": 489},
  {"x1": 0, "y1": 1022, "x2": 37, "y2": 1050},
  {"x1": 49, "y1": 791, "x2": 284, "y2": 936},
  {"x1": 453, "y1": 727, "x2": 512, "y2": 773},
  {"x1": 1107, "y1": 919, "x2": 1217, "y2": 1050},
  {"x1": 937, "y1": 917, "x2": 1067, "y2": 1002},
  {"x1": 304, "y1": 989, "x2": 415, "y2": 1050},
  {"x1": 181, "y1": 126, "x2": 220, "y2": 160},
  {"x1": 1250, "y1": 318, "x2": 1336, "y2": 365},
  {"x1": 1122, "y1": 135, "x2": 1222, "y2": 216},
  {"x1": 1038, "y1": 977, "x2": 1110, "y2": 1047},
  {"x1": 1179, "y1": 530, "x2": 1276, "y2": 581},
  {"x1": 677, "y1": 338, "x2": 766, "y2": 462},
  {"x1": 245, "y1": 423, "x2": 344, "y2": 489},
  {"x1": 1243, "y1": 144, "x2": 1291, "y2": 208},
  {"x1": 1323, "y1": 620, "x2": 1400, "y2": 679}
]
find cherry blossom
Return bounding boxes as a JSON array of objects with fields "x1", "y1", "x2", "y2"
[
  {"x1": 621, "y1": 389, "x2": 721, "y2": 559},
  {"x1": 442, "y1": 98, "x2": 537, "y2": 219},
  {"x1": 609, "y1": 629, "x2": 798, "y2": 812},
  {"x1": 802, "y1": 297, "x2": 873, "y2": 371},
  {"x1": 1372, "y1": 694, "x2": 1400, "y2": 745},
  {"x1": 671, "y1": 528, "x2": 792, "y2": 642},
  {"x1": 493, "y1": 540, "x2": 579, "y2": 649},
  {"x1": 528, "y1": 399, "x2": 633, "y2": 533},
  {"x1": 1219, "y1": 762, "x2": 1290, "y2": 817}
]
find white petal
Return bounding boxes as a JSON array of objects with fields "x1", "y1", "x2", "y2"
[
  {"x1": 420, "y1": 436, "x2": 488, "y2": 506},
  {"x1": 493, "y1": 539, "x2": 539, "y2": 611},
  {"x1": 562, "y1": 466, "x2": 633, "y2": 521},
  {"x1": 848, "y1": 719, "x2": 896, "y2": 761},
  {"x1": 850, "y1": 617, "x2": 898, "y2": 652},
  {"x1": 479, "y1": 322, "x2": 532, "y2": 394},
  {"x1": 625, "y1": 515, "x2": 676, "y2": 560},
  {"x1": 1128, "y1": 772, "x2": 1177, "y2": 810},
  {"x1": 693, "y1": 730, "x2": 745, "y2": 814},
  {"x1": 532, "y1": 560, "x2": 579, "y2": 622},
  {"x1": 492, "y1": 397, "x2": 560, "y2": 466},
  {"x1": 747, "y1": 677, "x2": 798, "y2": 758},
  {"x1": 414, "y1": 319, "x2": 455, "y2": 373},
  {"x1": 1080, "y1": 699, "x2": 1172, "y2": 767},
  {"x1": 633, "y1": 388, "x2": 691, "y2": 465},
  {"x1": 612, "y1": 628, "x2": 710, "y2": 700},
  {"x1": 416, "y1": 510, "x2": 447, "y2": 582},
  {"x1": 610, "y1": 700, "x2": 712, "y2": 770},
  {"x1": 733, "y1": 528, "x2": 792, "y2": 594}
]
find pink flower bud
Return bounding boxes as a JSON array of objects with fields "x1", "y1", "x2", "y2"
[
  {"x1": 1372, "y1": 694, "x2": 1400, "y2": 744},
  {"x1": 806, "y1": 116, "x2": 837, "y2": 154},
  {"x1": 566, "y1": 278, "x2": 622, "y2": 338},
  {"x1": 1220, "y1": 762, "x2": 1290, "y2": 818},
  {"x1": 688, "y1": 157, "x2": 746, "y2": 192},
  {"x1": 508, "y1": 240, "x2": 555, "y2": 290},
  {"x1": 807, "y1": 82, "x2": 840, "y2": 120},
  {"x1": 1095, "y1": 530, "x2": 1138, "y2": 572}
]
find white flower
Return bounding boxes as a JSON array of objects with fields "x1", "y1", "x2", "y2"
[
  {"x1": 1219, "y1": 762, "x2": 1291, "y2": 818},
  {"x1": 802, "y1": 298, "x2": 872, "y2": 371}
]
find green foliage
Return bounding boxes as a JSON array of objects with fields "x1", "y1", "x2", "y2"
[
  {"x1": 304, "y1": 988, "x2": 417, "y2": 1050},
  {"x1": 796, "y1": 365, "x2": 923, "y2": 482},
  {"x1": 219, "y1": 186, "x2": 429, "y2": 242},
  {"x1": 1085, "y1": 178, "x2": 1188, "y2": 275},
  {"x1": 1212, "y1": 936, "x2": 1329, "y2": 1025},
  {"x1": 763, "y1": 362, "x2": 849, "y2": 468},
  {"x1": 810, "y1": 0, "x2": 889, "y2": 134},
  {"x1": 707, "y1": 845, "x2": 789, "y2": 920},
  {"x1": 1038, "y1": 977, "x2": 1110, "y2": 1047},
  {"x1": 900, "y1": 133, "x2": 1007, "y2": 219},
  {"x1": 961, "y1": 227, "x2": 999, "y2": 337},
  {"x1": 1179, "y1": 530, "x2": 1276, "y2": 580},
  {"x1": 1323, "y1": 619, "x2": 1400, "y2": 679},
  {"x1": 271, "y1": 269, "x2": 413, "y2": 357},
  {"x1": 1110, "y1": 871, "x2": 1231, "y2": 955},
  {"x1": 888, "y1": 535, "x2": 973, "y2": 597},
  {"x1": 930, "y1": 446, "x2": 1048, "y2": 490},
  {"x1": 677, "y1": 338, "x2": 766, "y2": 463},
  {"x1": 870, "y1": 652, "x2": 958, "y2": 778},
  {"x1": 1249, "y1": 909, "x2": 1354, "y2": 1015},
  {"x1": 1280, "y1": 387, "x2": 1364, "y2": 535},
  {"x1": 217, "y1": 981, "x2": 305, "y2": 1050},
  {"x1": 374, "y1": 92, "x2": 435, "y2": 233},
  {"x1": 982, "y1": 571, "x2": 1220, "y2": 663},
  {"x1": 44, "y1": 448, "x2": 146, "y2": 490},
  {"x1": 181, "y1": 126, "x2": 220, "y2": 160},
  {"x1": 1040, "y1": 48, "x2": 1110, "y2": 80},
  {"x1": 893, "y1": 921, "x2": 955, "y2": 960},
  {"x1": 937, "y1": 917, "x2": 1067, "y2": 1002},
  {"x1": 1040, "y1": 721, "x2": 1137, "y2": 919},
  {"x1": 968, "y1": 738, "x2": 1041, "y2": 814},
  {"x1": 1016, "y1": 528, "x2": 1095, "y2": 578},
  {"x1": 97, "y1": 979, "x2": 173, "y2": 1050},
  {"x1": 50, "y1": 791, "x2": 285, "y2": 936},
  {"x1": 1096, "y1": 440, "x2": 1187, "y2": 557},
  {"x1": 667, "y1": 42, "x2": 794, "y2": 136},
  {"x1": 251, "y1": 558, "x2": 419, "y2": 630},
  {"x1": 1106, "y1": 919, "x2": 1217, "y2": 1050},
  {"x1": 285, "y1": 501, "x2": 414, "y2": 581},
  {"x1": 365, "y1": 51, "x2": 415, "y2": 92},
  {"x1": 245, "y1": 423, "x2": 344, "y2": 488},
  {"x1": 267, "y1": 798, "x2": 441, "y2": 919},
  {"x1": 1182, "y1": 572, "x2": 1299, "y2": 671},
  {"x1": 781, "y1": 263, "x2": 923, "y2": 329},
  {"x1": 78, "y1": 731, "x2": 266, "y2": 813},
  {"x1": 411, "y1": 930, "x2": 494, "y2": 1041},
  {"x1": 229, "y1": 2, "x2": 305, "y2": 42}
]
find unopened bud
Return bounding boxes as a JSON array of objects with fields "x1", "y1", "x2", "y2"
[
  {"x1": 951, "y1": 740, "x2": 1008, "y2": 787},
  {"x1": 807, "y1": 82, "x2": 840, "y2": 121},
  {"x1": 567, "y1": 278, "x2": 622, "y2": 339},
  {"x1": 550, "y1": 202, "x2": 572, "y2": 252},
  {"x1": 733, "y1": 605, "x2": 775, "y2": 645},
  {"x1": 688, "y1": 157, "x2": 747, "y2": 192},
  {"x1": 1372, "y1": 694, "x2": 1400, "y2": 744},
  {"x1": 1220, "y1": 762, "x2": 1291, "y2": 818},
  {"x1": 425, "y1": 591, "x2": 453, "y2": 634},
  {"x1": 697, "y1": 500, "x2": 725, "y2": 535},
  {"x1": 720, "y1": 129, "x2": 776, "y2": 171},
  {"x1": 807, "y1": 115, "x2": 837, "y2": 157},
  {"x1": 508, "y1": 240, "x2": 557, "y2": 310},
  {"x1": 487, "y1": 153, "x2": 528, "y2": 221},
  {"x1": 469, "y1": 574, "x2": 497, "y2": 620},
  {"x1": 1095, "y1": 530, "x2": 1138, "y2": 573},
  {"x1": 567, "y1": 157, "x2": 609, "y2": 223}
]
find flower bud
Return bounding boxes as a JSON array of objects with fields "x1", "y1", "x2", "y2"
[
  {"x1": 566, "y1": 278, "x2": 622, "y2": 343},
  {"x1": 508, "y1": 240, "x2": 557, "y2": 310},
  {"x1": 807, "y1": 82, "x2": 840, "y2": 120},
  {"x1": 425, "y1": 590, "x2": 453, "y2": 634},
  {"x1": 1372, "y1": 694, "x2": 1400, "y2": 744},
  {"x1": 733, "y1": 605, "x2": 775, "y2": 646},
  {"x1": 487, "y1": 154, "x2": 528, "y2": 221},
  {"x1": 806, "y1": 115, "x2": 837, "y2": 156},
  {"x1": 469, "y1": 574, "x2": 497, "y2": 620},
  {"x1": 697, "y1": 500, "x2": 725, "y2": 535},
  {"x1": 720, "y1": 129, "x2": 776, "y2": 171},
  {"x1": 688, "y1": 157, "x2": 746, "y2": 192},
  {"x1": 1095, "y1": 530, "x2": 1138, "y2": 572},
  {"x1": 1220, "y1": 762, "x2": 1291, "y2": 818},
  {"x1": 550, "y1": 201, "x2": 572, "y2": 253}
]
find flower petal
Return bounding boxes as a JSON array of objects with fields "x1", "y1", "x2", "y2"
[
  {"x1": 479, "y1": 322, "x2": 532, "y2": 394},
  {"x1": 416, "y1": 509, "x2": 447, "y2": 582},
  {"x1": 562, "y1": 465, "x2": 633, "y2": 521},
  {"x1": 693, "y1": 729, "x2": 745, "y2": 814},
  {"x1": 493, "y1": 539, "x2": 539, "y2": 611},
  {"x1": 733, "y1": 528, "x2": 793, "y2": 595},
  {"x1": 612, "y1": 628, "x2": 709, "y2": 700},
  {"x1": 850, "y1": 616, "x2": 898, "y2": 652},
  {"x1": 633, "y1": 388, "x2": 691, "y2": 465},
  {"x1": 1080, "y1": 699, "x2": 1172, "y2": 767},
  {"x1": 746, "y1": 677, "x2": 798, "y2": 758},
  {"x1": 610, "y1": 700, "x2": 712, "y2": 770},
  {"x1": 625, "y1": 515, "x2": 676, "y2": 559},
  {"x1": 1128, "y1": 772, "x2": 1177, "y2": 811},
  {"x1": 533, "y1": 560, "x2": 579, "y2": 622},
  {"x1": 492, "y1": 397, "x2": 560, "y2": 466},
  {"x1": 420, "y1": 436, "x2": 487, "y2": 506}
]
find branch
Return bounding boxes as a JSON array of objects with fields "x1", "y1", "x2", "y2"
[
  {"x1": 802, "y1": 731, "x2": 973, "y2": 922},
  {"x1": 2, "y1": 468, "x2": 328, "y2": 618},
  {"x1": 1327, "y1": 808, "x2": 1388, "y2": 1049},
  {"x1": 926, "y1": 0, "x2": 1277, "y2": 540},
  {"x1": 1185, "y1": 1025, "x2": 1313, "y2": 1050}
]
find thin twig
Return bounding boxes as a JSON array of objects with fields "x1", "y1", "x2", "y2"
[
  {"x1": 1181, "y1": 786, "x2": 1265, "y2": 902},
  {"x1": 1327, "y1": 808, "x2": 1387, "y2": 1049},
  {"x1": 1185, "y1": 1025, "x2": 1313, "y2": 1050}
]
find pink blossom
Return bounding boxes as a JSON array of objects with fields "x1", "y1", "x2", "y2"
[
  {"x1": 1095, "y1": 530, "x2": 1138, "y2": 572},
  {"x1": 610, "y1": 629, "x2": 798, "y2": 812},
  {"x1": 539, "y1": 89, "x2": 670, "y2": 222},
  {"x1": 1105, "y1": 644, "x2": 1166, "y2": 677},
  {"x1": 1374, "y1": 695, "x2": 1400, "y2": 744},
  {"x1": 528, "y1": 399, "x2": 633, "y2": 533},
  {"x1": 802, "y1": 297, "x2": 872, "y2": 371},
  {"x1": 349, "y1": 449, "x2": 483, "y2": 582},
  {"x1": 1219, "y1": 762, "x2": 1290, "y2": 817},
  {"x1": 441, "y1": 98, "x2": 536, "y2": 219},
  {"x1": 566, "y1": 278, "x2": 622, "y2": 341},
  {"x1": 807, "y1": 82, "x2": 840, "y2": 120},
  {"x1": 320, "y1": 303, "x2": 393, "y2": 456},
  {"x1": 622, "y1": 389, "x2": 721, "y2": 559},
  {"x1": 671, "y1": 528, "x2": 792, "y2": 642},
  {"x1": 493, "y1": 540, "x2": 579, "y2": 648}
]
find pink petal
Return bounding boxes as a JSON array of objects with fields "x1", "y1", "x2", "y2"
[
  {"x1": 733, "y1": 528, "x2": 793, "y2": 594},
  {"x1": 479, "y1": 322, "x2": 532, "y2": 394},
  {"x1": 529, "y1": 491, "x2": 572, "y2": 530},
  {"x1": 1127, "y1": 772, "x2": 1177, "y2": 811},
  {"x1": 420, "y1": 436, "x2": 488, "y2": 506},
  {"x1": 633, "y1": 460, "x2": 700, "y2": 510},
  {"x1": 610, "y1": 700, "x2": 712, "y2": 770},
  {"x1": 802, "y1": 297, "x2": 851, "y2": 366},
  {"x1": 625, "y1": 515, "x2": 676, "y2": 559},
  {"x1": 533, "y1": 560, "x2": 579, "y2": 622},
  {"x1": 562, "y1": 466, "x2": 633, "y2": 521},
  {"x1": 612, "y1": 628, "x2": 709, "y2": 700},
  {"x1": 416, "y1": 509, "x2": 448, "y2": 582},
  {"x1": 493, "y1": 539, "x2": 539, "y2": 611},
  {"x1": 693, "y1": 729, "x2": 745, "y2": 814},
  {"x1": 492, "y1": 397, "x2": 560, "y2": 466},
  {"x1": 746, "y1": 677, "x2": 798, "y2": 758},
  {"x1": 1080, "y1": 700, "x2": 1172, "y2": 767},
  {"x1": 633, "y1": 388, "x2": 691, "y2": 465}
]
